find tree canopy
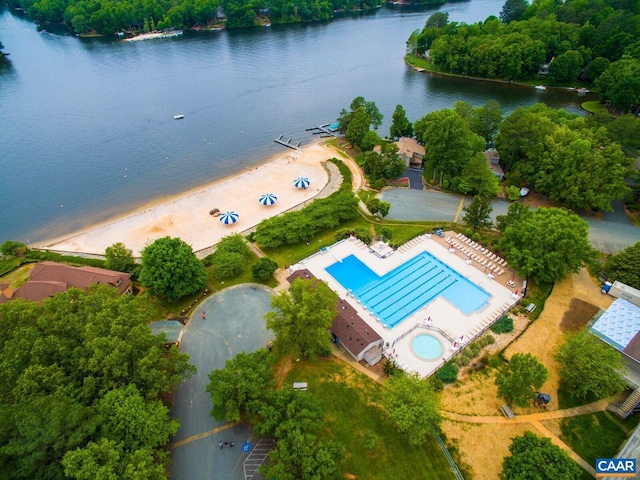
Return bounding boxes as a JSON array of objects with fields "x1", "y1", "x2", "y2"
[
  {"x1": 501, "y1": 431, "x2": 582, "y2": 480},
  {"x1": 556, "y1": 330, "x2": 626, "y2": 401},
  {"x1": 265, "y1": 278, "x2": 338, "y2": 359},
  {"x1": 337, "y1": 96, "x2": 383, "y2": 143},
  {"x1": 497, "y1": 206, "x2": 593, "y2": 284},
  {"x1": 0, "y1": 285, "x2": 195, "y2": 479},
  {"x1": 381, "y1": 373, "x2": 441, "y2": 445},
  {"x1": 139, "y1": 236, "x2": 207, "y2": 302},
  {"x1": 104, "y1": 241, "x2": 136, "y2": 273},
  {"x1": 390, "y1": 104, "x2": 413, "y2": 139},
  {"x1": 495, "y1": 353, "x2": 548, "y2": 407},
  {"x1": 595, "y1": 57, "x2": 640, "y2": 112},
  {"x1": 604, "y1": 241, "x2": 640, "y2": 290},
  {"x1": 462, "y1": 196, "x2": 494, "y2": 234}
]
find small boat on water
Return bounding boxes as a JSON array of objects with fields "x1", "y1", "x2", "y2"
[
  {"x1": 173, "y1": 114, "x2": 184, "y2": 120},
  {"x1": 535, "y1": 85, "x2": 547, "y2": 91}
]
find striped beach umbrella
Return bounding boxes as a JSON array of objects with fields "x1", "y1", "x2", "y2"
[
  {"x1": 293, "y1": 177, "x2": 310, "y2": 189},
  {"x1": 219, "y1": 211, "x2": 239, "y2": 224},
  {"x1": 258, "y1": 193, "x2": 277, "y2": 206}
]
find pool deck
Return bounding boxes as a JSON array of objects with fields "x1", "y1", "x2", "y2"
[{"x1": 293, "y1": 231, "x2": 521, "y2": 377}]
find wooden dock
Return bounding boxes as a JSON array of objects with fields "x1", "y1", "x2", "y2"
[
  {"x1": 305, "y1": 123, "x2": 337, "y2": 136},
  {"x1": 274, "y1": 134, "x2": 301, "y2": 150}
]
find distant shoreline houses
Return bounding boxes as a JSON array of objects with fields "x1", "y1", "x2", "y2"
[{"x1": 0, "y1": 261, "x2": 132, "y2": 303}]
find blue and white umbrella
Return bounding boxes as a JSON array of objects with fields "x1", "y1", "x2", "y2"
[
  {"x1": 293, "y1": 177, "x2": 310, "y2": 189},
  {"x1": 259, "y1": 193, "x2": 277, "y2": 206},
  {"x1": 219, "y1": 211, "x2": 239, "y2": 224}
]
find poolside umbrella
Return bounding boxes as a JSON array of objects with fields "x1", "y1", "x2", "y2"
[
  {"x1": 259, "y1": 193, "x2": 277, "y2": 206},
  {"x1": 293, "y1": 177, "x2": 310, "y2": 189},
  {"x1": 219, "y1": 211, "x2": 239, "y2": 224}
]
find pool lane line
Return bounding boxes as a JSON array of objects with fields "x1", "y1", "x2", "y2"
[
  {"x1": 453, "y1": 197, "x2": 465, "y2": 224},
  {"x1": 169, "y1": 422, "x2": 239, "y2": 449}
]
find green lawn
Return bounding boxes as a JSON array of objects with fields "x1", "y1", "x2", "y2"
[
  {"x1": 581, "y1": 101, "x2": 608, "y2": 115},
  {"x1": 285, "y1": 357, "x2": 456, "y2": 480},
  {"x1": 558, "y1": 411, "x2": 640, "y2": 465}
]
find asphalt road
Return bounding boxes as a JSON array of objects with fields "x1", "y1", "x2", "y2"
[
  {"x1": 380, "y1": 188, "x2": 640, "y2": 253},
  {"x1": 169, "y1": 285, "x2": 274, "y2": 480}
]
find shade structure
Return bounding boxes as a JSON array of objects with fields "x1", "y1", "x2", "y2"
[
  {"x1": 259, "y1": 193, "x2": 277, "y2": 206},
  {"x1": 219, "y1": 211, "x2": 239, "y2": 224},
  {"x1": 293, "y1": 177, "x2": 310, "y2": 189}
]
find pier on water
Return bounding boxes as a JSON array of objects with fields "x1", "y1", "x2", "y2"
[
  {"x1": 306, "y1": 123, "x2": 338, "y2": 137},
  {"x1": 274, "y1": 134, "x2": 301, "y2": 150}
]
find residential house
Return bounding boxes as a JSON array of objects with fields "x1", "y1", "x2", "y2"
[
  {"x1": 395, "y1": 137, "x2": 425, "y2": 169},
  {"x1": 485, "y1": 148, "x2": 504, "y2": 181}
]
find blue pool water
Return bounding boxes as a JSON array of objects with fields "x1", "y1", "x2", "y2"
[
  {"x1": 325, "y1": 252, "x2": 490, "y2": 327},
  {"x1": 412, "y1": 334, "x2": 443, "y2": 360}
]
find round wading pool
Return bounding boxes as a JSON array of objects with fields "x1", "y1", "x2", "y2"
[{"x1": 411, "y1": 334, "x2": 443, "y2": 361}]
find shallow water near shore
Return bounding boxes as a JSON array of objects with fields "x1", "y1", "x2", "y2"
[{"x1": 0, "y1": 2, "x2": 589, "y2": 245}]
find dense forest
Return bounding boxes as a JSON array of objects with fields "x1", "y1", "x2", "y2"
[
  {"x1": 407, "y1": 0, "x2": 640, "y2": 111},
  {"x1": 6, "y1": 0, "x2": 450, "y2": 35}
]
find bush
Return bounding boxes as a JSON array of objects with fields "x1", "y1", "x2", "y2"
[
  {"x1": 1, "y1": 241, "x2": 29, "y2": 256},
  {"x1": 251, "y1": 257, "x2": 279, "y2": 281},
  {"x1": 212, "y1": 251, "x2": 245, "y2": 279},
  {"x1": 361, "y1": 432, "x2": 380, "y2": 451},
  {"x1": 428, "y1": 376, "x2": 444, "y2": 392},
  {"x1": 435, "y1": 361, "x2": 459, "y2": 384},
  {"x1": 353, "y1": 226, "x2": 371, "y2": 245},
  {"x1": 380, "y1": 227, "x2": 393, "y2": 240},
  {"x1": 370, "y1": 178, "x2": 386, "y2": 190},
  {"x1": 491, "y1": 316, "x2": 514, "y2": 334},
  {"x1": 506, "y1": 185, "x2": 521, "y2": 202},
  {"x1": 216, "y1": 234, "x2": 250, "y2": 259},
  {"x1": 383, "y1": 359, "x2": 402, "y2": 377}
]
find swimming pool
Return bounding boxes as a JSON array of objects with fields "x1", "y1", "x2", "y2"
[
  {"x1": 411, "y1": 334, "x2": 443, "y2": 361},
  {"x1": 325, "y1": 252, "x2": 490, "y2": 327}
]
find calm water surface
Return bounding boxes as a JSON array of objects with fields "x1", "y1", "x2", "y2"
[{"x1": 0, "y1": 3, "x2": 588, "y2": 244}]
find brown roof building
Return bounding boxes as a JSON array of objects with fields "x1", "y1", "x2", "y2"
[
  {"x1": 0, "y1": 261, "x2": 132, "y2": 303},
  {"x1": 286, "y1": 269, "x2": 383, "y2": 365}
]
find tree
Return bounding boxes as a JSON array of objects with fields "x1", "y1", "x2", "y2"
[
  {"x1": 206, "y1": 349, "x2": 273, "y2": 422},
  {"x1": 211, "y1": 251, "x2": 245, "y2": 279},
  {"x1": 251, "y1": 257, "x2": 279, "y2": 281},
  {"x1": 381, "y1": 373, "x2": 441, "y2": 445},
  {"x1": 595, "y1": 57, "x2": 640, "y2": 112},
  {"x1": 499, "y1": 0, "x2": 528, "y2": 24},
  {"x1": 495, "y1": 353, "x2": 548, "y2": 407},
  {"x1": 104, "y1": 242, "x2": 135, "y2": 273},
  {"x1": 265, "y1": 278, "x2": 338, "y2": 359},
  {"x1": 361, "y1": 130, "x2": 381, "y2": 151},
  {"x1": 468, "y1": 100, "x2": 503, "y2": 143},
  {"x1": 506, "y1": 185, "x2": 521, "y2": 202},
  {"x1": 501, "y1": 431, "x2": 582, "y2": 480},
  {"x1": 547, "y1": 50, "x2": 583, "y2": 85},
  {"x1": 139, "y1": 236, "x2": 206, "y2": 302},
  {"x1": 604, "y1": 242, "x2": 640, "y2": 290},
  {"x1": 415, "y1": 109, "x2": 485, "y2": 187},
  {"x1": 458, "y1": 153, "x2": 500, "y2": 198},
  {"x1": 555, "y1": 330, "x2": 625, "y2": 401},
  {"x1": 0, "y1": 285, "x2": 195, "y2": 479},
  {"x1": 366, "y1": 198, "x2": 391, "y2": 217},
  {"x1": 497, "y1": 207, "x2": 593, "y2": 284},
  {"x1": 462, "y1": 196, "x2": 494, "y2": 234},
  {"x1": 534, "y1": 125, "x2": 630, "y2": 212},
  {"x1": 216, "y1": 233, "x2": 250, "y2": 258},
  {"x1": 337, "y1": 96, "x2": 382, "y2": 134},
  {"x1": 606, "y1": 115, "x2": 640, "y2": 150},
  {"x1": 390, "y1": 104, "x2": 413, "y2": 139},
  {"x1": 345, "y1": 107, "x2": 372, "y2": 148}
]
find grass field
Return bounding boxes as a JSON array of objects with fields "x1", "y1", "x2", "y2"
[
  {"x1": 559, "y1": 411, "x2": 640, "y2": 465},
  {"x1": 285, "y1": 356, "x2": 456, "y2": 480}
]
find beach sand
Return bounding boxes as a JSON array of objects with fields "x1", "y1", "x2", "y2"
[{"x1": 40, "y1": 141, "x2": 338, "y2": 257}]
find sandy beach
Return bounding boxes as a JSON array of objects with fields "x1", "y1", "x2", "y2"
[{"x1": 40, "y1": 141, "x2": 338, "y2": 257}]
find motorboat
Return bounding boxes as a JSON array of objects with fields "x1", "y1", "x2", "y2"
[
  {"x1": 535, "y1": 85, "x2": 547, "y2": 91},
  {"x1": 173, "y1": 114, "x2": 184, "y2": 120}
]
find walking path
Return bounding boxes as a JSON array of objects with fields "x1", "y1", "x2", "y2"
[{"x1": 443, "y1": 396, "x2": 609, "y2": 476}]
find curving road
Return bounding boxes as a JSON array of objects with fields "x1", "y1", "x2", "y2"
[
  {"x1": 169, "y1": 285, "x2": 274, "y2": 480},
  {"x1": 380, "y1": 188, "x2": 640, "y2": 253}
]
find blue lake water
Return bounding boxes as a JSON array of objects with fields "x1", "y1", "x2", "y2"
[{"x1": 0, "y1": 3, "x2": 591, "y2": 245}]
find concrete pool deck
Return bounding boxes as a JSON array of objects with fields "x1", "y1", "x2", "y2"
[{"x1": 293, "y1": 231, "x2": 520, "y2": 377}]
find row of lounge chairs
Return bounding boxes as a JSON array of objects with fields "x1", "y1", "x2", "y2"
[
  {"x1": 446, "y1": 237, "x2": 506, "y2": 275},
  {"x1": 468, "y1": 302, "x2": 512, "y2": 336}
]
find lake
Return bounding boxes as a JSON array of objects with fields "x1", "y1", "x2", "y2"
[{"x1": 0, "y1": 2, "x2": 589, "y2": 245}]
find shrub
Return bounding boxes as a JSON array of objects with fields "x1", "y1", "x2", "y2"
[
  {"x1": 361, "y1": 432, "x2": 380, "y2": 450},
  {"x1": 216, "y1": 234, "x2": 250, "y2": 259},
  {"x1": 491, "y1": 316, "x2": 514, "y2": 334},
  {"x1": 1, "y1": 241, "x2": 29, "y2": 256},
  {"x1": 212, "y1": 251, "x2": 245, "y2": 279},
  {"x1": 383, "y1": 359, "x2": 402, "y2": 377},
  {"x1": 380, "y1": 227, "x2": 393, "y2": 240},
  {"x1": 353, "y1": 226, "x2": 371, "y2": 245},
  {"x1": 251, "y1": 257, "x2": 279, "y2": 281},
  {"x1": 428, "y1": 376, "x2": 444, "y2": 392},
  {"x1": 370, "y1": 178, "x2": 386, "y2": 190},
  {"x1": 436, "y1": 361, "x2": 459, "y2": 383},
  {"x1": 469, "y1": 343, "x2": 481, "y2": 357},
  {"x1": 506, "y1": 185, "x2": 521, "y2": 202}
]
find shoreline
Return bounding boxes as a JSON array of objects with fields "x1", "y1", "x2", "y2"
[{"x1": 39, "y1": 139, "x2": 337, "y2": 257}]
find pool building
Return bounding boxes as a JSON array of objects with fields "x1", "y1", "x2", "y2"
[{"x1": 288, "y1": 232, "x2": 519, "y2": 377}]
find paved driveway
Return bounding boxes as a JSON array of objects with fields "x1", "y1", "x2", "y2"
[
  {"x1": 169, "y1": 285, "x2": 274, "y2": 480},
  {"x1": 380, "y1": 188, "x2": 640, "y2": 253}
]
